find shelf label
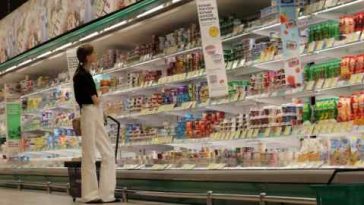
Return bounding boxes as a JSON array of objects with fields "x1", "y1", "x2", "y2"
[
  {"x1": 315, "y1": 79, "x2": 325, "y2": 90},
  {"x1": 252, "y1": 129, "x2": 259, "y2": 138},
  {"x1": 350, "y1": 73, "x2": 364, "y2": 85},
  {"x1": 196, "y1": 0, "x2": 228, "y2": 98},
  {"x1": 246, "y1": 129, "x2": 253, "y2": 138},
  {"x1": 315, "y1": 40, "x2": 325, "y2": 51},
  {"x1": 307, "y1": 42, "x2": 316, "y2": 53},
  {"x1": 325, "y1": 38, "x2": 335, "y2": 48},
  {"x1": 264, "y1": 127, "x2": 271, "y2": 137},
  {"x1": 305, "y1": 81, "x2": 315, "y2": 91},
  {"x1": 283, "y1": 126, "x2": 292, "y2": 136}
]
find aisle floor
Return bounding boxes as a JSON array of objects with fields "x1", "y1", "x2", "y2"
[{"x1": 0, "y1": 188, "x2": 185, "y2": 205}]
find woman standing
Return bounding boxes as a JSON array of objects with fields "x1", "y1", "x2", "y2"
[{"x1": 73, "y1": 44, "x2": 118, "y2": 203}]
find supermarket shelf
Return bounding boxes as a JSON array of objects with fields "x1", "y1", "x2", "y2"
[
  {"x1": 255, "y1": 37, "x2": 364, "y2": 71},
  {"x1": 21, "y1": 82, "x2": 71, "y2": 98},
  {"x1": 252, "y1": 0, "x2": 364, "y2": 37},
  {"x1": 22, "y1": 104, "x2": 74, "y2": 115},
  {"x1": 21, "y1": 128, "x2": 54, "y2": 135},
  {"x1": 100, "y1": 47, "x2": 202, "y2": 76}
]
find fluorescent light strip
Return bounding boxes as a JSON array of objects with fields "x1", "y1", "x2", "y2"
[
  {"x1": 172, "y1": 0, "x2": 182, "y2": 3},
  {"x1": 54, "y1": 42, "x2": 73, "y2": 52},
  {"x1": 5, "y1": 66, "x2": 17, "y2": 73},
  {"x1": 104, "y1": 20, "x2": 127, "y2": 32},
  {"x1": 80, "y1": 32, "x2": 99, "y2": 42},
  {"x1": 37, "y1": 51, "x2": 53, "y2": 59},
  {"x1": 137, "y1": 5, "x2": 164, "y2": 18},
  {"x1": 17, "y1": 59, "x2": 32, "y2": 67}
]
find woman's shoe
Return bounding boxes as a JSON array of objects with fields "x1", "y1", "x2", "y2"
[{"x1": 85, "y1": 199, "x2": 103, "y2": 204}]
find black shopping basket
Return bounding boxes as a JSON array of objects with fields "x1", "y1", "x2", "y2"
[{"x1": 64, "y1": 116, "x2": 121, "y2": 202}]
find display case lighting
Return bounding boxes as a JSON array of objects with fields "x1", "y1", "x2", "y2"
[
  {"x1": 5, "y1": 65, "x2": 18, "y2": 73},
  {"x1": 104, "y1": 20, "x2": 128, "y2": 32},
  {"x1": 137, "y1": 5, "x2": 164, "y2": 18},
  {"x1": 80, "y1": 32, "x2": 100, "y2": 42},
  {"x1": 17, "y1": 59, "x2": 32, "y2": 67},
  {"x1": 36, "y1": 51, "x2": 53, "y2": 59},
  {"x1": 54, "y1": 42, "x2": 73, "y2": 52}
]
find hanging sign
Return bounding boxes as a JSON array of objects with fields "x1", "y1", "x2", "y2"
[
  {"x1": 279, "y1": 0, "x2": 303, "y2": 86},
  {"x1": 5, "y1": 102, "x2": 21, "y2": 155},
  {"x1": 196, "y1": 0, "x2": 228, "y2": 98}
]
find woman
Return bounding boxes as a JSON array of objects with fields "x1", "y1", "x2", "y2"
[{"x1": 73, "y1": 44, "x2": 118, "y2": 203}]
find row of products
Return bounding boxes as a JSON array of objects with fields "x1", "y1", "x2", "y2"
[
  {"x1": 304, "y1": 53, "x2": 364, "y2": 82},
  {"x1": 20, "y1": 129, "x2": 79, "y2": 152},
  {"x1": 19, "y1": 74, "x2": 69, "y2": 94},
  {"x1": 297, "y1": 136, "x2": 364, "y2": 167},
  {"x1": 308, "y1": 11, "x2": 364, "y2": 44},
  {"x1": 250, "y1": 69, "x2": 286, "y2": 94},
  {"x1": 302, "y1": 91, "x2": 364, "y2": 123},
  {"x1": 124, "y1": 123, "x2": 174, "y2": 143},
  {"x1": 176, "y1": 112, "x2": 225, "y2": 138},
  {"x1": 124, "y1": 83, "x2": 209, "y2": 113},
  {"x1": 125, "y1": 24, "x2": 200, "y2": 64},
  {"x1": 119, "y1": 135, "x2": 364, "y2": 169},
  {"x1": 337, "y1": 92, "x2": 364, "y2": 122},
  {"x1": 248, "y1": 104, "x2": 303, "y2": 128},
  {"x1": 21, "y1": 88, "x2": 73, "y2": 112},
  {"x1": 121, "y1": 145, "x2": 295, "y2": 168},
  {"x1": 339, "y1": 12, "x2": 364, "y2": 34}
]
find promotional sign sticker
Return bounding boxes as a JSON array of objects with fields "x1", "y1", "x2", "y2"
[{"x1": 196, "y1": 0, "x2": 228, "y2": 98}]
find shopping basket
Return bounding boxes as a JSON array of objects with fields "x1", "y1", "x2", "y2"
[
  {"x1": 64, "y1": 116, "x2": 121, "y2": 202},
  {"x1": 312, "y1": 169, "x2": 364, "y2": 205}
]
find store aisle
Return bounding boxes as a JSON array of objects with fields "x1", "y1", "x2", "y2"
[{"x1": 0, "y1": 188, "x2": 186, "y2": 205}]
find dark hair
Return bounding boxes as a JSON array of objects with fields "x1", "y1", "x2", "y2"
[{"x1": 76, "y1": 44, "x2": 94, "y2": 65}]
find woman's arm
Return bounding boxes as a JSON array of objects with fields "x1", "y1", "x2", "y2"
[{"x1": 91, "y1": 95, "x2": 100, "y2": 106}]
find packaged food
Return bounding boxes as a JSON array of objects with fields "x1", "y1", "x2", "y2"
[
  {"x1": 340, "y1": 56, "x2": 351, "y2": 79},
  {"x1": 337, "y1": 96, "x2": 352, "y2": 122}
]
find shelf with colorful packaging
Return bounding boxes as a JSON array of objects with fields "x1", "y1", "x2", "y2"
[{"x1": 2, "y1": 0, "x2": 364, "y2": 172}]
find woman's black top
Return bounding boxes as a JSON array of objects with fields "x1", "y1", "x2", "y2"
[{"x1": 73, "y1": 66, "x2": 98, "y2": 108}]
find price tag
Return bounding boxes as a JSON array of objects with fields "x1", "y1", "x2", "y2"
[
  {"x1": 322, "y1": 79, "x2": 332, "y2": 89},
  {"x1": 283, "y1": 126, "x2": 292, "y2": 136},
  {"x1": 232, "y1": 60, "x2": 240, "y2": 70},
  {"x1": 241, "y1": 130, "x2": 247, "y2": 138},
  {"x1": 246, "y1": 129, "x2": 253, "y2": 138},
  {"x1": 305, "y1": 81, "x2": 315, "y2": 91},
  {"x1": 264, "y1": 127, "x2": 271, "y2": 137},
  {"x1": 352, "y1": 73, "x2": 364, "y2": 85},
  {"x1": 252, "y1": 129, "x2": 259, "y2": 138},
  {"x1": 274, "y1": 126, "x2": 283, "y2": 137},
  {"x1": 330, "y1": 77, "x2": 338, "y2": 88},
  {"x1": 315, "y1": 79, "x2": 325, "y2": 90},
  {"x1": 234, "y1": 131, "x2": 241, "y2": 139},
  {"x1": 325, "y1": 38, "x2": 335, "y2": 48},
  {"x1": 307, "y1": 42, "x2": 316, "y2": 53},
  {"x1": 347, "y1": 31, "x2": 361, "y2": 43},
  {"x1": 315, "y1": 40, "x2": 325, "y2": 51}
]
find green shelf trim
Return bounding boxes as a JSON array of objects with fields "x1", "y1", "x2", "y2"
[{"x1": 0, "y1": 0, "x2": 163, "y2": 72}]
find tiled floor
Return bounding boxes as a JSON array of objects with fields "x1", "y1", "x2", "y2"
[{"x1": 0, "y1": 188, "x2": 185, "y2": 205}]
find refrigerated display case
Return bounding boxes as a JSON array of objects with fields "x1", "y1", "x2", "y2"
[{"x1": 1, "y1": 0, "x2": 364, "y2": 204}]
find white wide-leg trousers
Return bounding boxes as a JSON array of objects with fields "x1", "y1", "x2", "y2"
[{"x1": 80, "y1": 105, "x2": 116, "y2": 202}]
